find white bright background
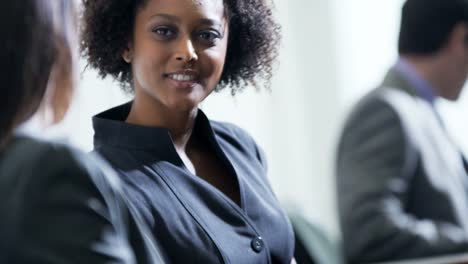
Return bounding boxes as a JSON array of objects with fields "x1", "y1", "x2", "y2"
[{"x1": 58, "y1": 0, "x2": 468, "y2": 242}]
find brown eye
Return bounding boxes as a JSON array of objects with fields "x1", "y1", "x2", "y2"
[
  {"x1": 198, "y1": 30, "x2": 221, "y2": 43},
  {"x1": 152, "y1": 27, "x2": 177, "y2": 39}
]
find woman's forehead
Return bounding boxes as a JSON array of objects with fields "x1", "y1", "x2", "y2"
[{"x1": 141, "y1": 0, "x2": 225, "y2": 17}]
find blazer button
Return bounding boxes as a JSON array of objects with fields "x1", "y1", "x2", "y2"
[{"x1": 251, "y1": 236, "x2": 264, "y2": 253}]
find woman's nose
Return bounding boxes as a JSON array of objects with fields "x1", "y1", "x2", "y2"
[{"x1": 174, "y1": 37, "x2": 198, "y2": 63}]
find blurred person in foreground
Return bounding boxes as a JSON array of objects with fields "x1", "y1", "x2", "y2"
[
  {"x1": 336, "y1": 0, "x2": 468, "y2": 263},
  {"x1": 0, "y1": 1, "x2": 164, "y2": 263}
]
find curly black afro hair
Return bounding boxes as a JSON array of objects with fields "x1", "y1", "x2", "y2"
[{"x1": 80, "y1": 0, "x2": 281, "y2": 94}]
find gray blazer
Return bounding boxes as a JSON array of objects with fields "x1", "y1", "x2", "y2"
[
  {"x1": 0, "y1": 136, "x2": 165, "y2": 263},
  {"x1": 336, "y1": 67, "x2": 468, "y2": 263}
]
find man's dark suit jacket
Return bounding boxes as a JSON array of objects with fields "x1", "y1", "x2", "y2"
[
  {"x1": 336, "y1": 67, "x2": 468, "y2": 263},
  {"x1": 0, "y1": 135, "x2": 165, "y2": 263}
]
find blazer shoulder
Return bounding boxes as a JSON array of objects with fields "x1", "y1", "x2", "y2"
[
  {"x1": 0, "y1": 136, "x2": 137, "y2": 264},
  {"x1": 0, "y1": 137, "x2": 81, "y2": 181},
  {"x1": 210, "y1": 120, "x2": 268, "y2": 169},
  {"x1": 353, "y1": 87, "x2": 415, "y2": 114},
  {"x1": 338, "y1": 87, "x2": 421, "y2": 176},
  {"x1": 210, "y1": 120, "x2": 258, "y2": 151},
  {"x1": 40, "y1": 137, "x2": 113, "y2": 178},
  {"x1": 345, "y1": 87, "x2": 426, "y2": 134},
  {"x1": 0, "y1": 136, "x2": 122, "y2": 209},
  {"x1": 211, "y1": 120, "x2": 247, "y2": 137}
]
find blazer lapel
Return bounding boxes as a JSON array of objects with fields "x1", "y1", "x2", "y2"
[{"x1": 383, "y1": 66, "x2": 468, "y2": 188}]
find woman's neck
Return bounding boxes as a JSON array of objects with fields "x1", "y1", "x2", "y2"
[{"x1": 125, "y1": 95, "x2": 198, "y2": 151}]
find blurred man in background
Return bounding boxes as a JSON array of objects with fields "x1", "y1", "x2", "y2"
[{"x1": 336, "y1": 0, "x2": 468, "y2": 262}]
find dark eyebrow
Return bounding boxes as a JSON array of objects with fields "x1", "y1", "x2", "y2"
[
  {"x1": 199, "y1": 18, "x2": 223, "y2": 28},
  {"x1": 149, "y1": 14, "x2": 224, "y2": 28},
  {"x1": 149, "y1": 13, "x2": 179, "y2": 21}
]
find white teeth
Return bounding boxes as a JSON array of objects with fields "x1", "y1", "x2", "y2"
[{"x1": 169, "y1": 74, "x2": 195, "y2": 81}]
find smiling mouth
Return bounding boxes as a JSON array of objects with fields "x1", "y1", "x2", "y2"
[
  {"x1": 164, "y1": 73, "x2": 198, "y2": 82},
  {"x1": 163, "y1": 73, "x2": 200, "y2": 90}
]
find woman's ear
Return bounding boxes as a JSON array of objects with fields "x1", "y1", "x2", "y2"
[{"x1": 122, "y1": 45, "x2": 133, "y2": 63}]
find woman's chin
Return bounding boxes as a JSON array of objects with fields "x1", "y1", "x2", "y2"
[{"x1": 165, "y1": 97, "x2": 201, "y2": 113}]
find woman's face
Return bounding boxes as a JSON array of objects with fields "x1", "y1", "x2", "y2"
[{"x1": 126, "y1": 0, "x2": 229, "y2": 112}]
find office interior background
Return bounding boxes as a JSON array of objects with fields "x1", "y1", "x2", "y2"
[{"x1": 51, "y1": 0, "x2": 468, "y2": 242}]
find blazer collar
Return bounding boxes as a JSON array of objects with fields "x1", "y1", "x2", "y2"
[
  {"x1": 92, "y1": 101, "x2": 218, "y2": 164},
  {"x1": 381, "y1": 65, "x2": 420, "y2": 98}
]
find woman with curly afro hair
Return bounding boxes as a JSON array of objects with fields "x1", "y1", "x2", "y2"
[{"x1": 81, "y1": 0, "x2": 295, "y2": 262}]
